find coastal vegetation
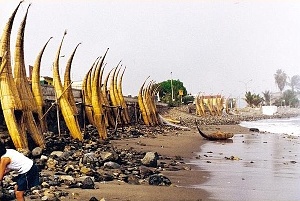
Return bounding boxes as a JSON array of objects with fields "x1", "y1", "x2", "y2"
[
  {"x1": 273, "y1": 69, "x2": 299, "y2": 107},
  {"x1": 157, "y1": 79, "x2": 187, "y2": 105},
  {"x1": 243, "y1": 69, "x2": 299, "y2": 108}
]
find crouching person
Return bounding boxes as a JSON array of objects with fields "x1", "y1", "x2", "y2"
[{"x1": 0, "y1": 142, "x2": 40, "y2": 201}]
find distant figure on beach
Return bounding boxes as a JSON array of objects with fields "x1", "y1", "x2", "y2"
[{"x1": 0, "y1": 142, "x2": 40, "y2": 201}]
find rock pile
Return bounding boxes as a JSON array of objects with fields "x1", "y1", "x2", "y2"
[
  {"x1": 161, "y1": 106, "x2": 300, "y2": 128},
  {"x1": 1, "y1": 125, "x2": 182, "y2": 200}
]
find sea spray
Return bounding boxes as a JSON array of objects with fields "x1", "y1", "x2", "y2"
[{"x1": 239, "y1": 116, "x2": 300, "y2": 136}]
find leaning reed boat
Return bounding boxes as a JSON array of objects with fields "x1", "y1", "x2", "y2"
[
  {"x1": 195, "y1": 121, "x2": 234, "y2": 140},
  {"x1": 0, "y1": 2, "x2": 28, "y2": 150}
]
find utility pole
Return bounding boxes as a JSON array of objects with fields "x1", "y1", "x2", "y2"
[
  {"x1": 171, "y1": 71, "x2": 174, "y2": 101},
  {"x1": 239, "y1": 79, "x2": 252, "y2": 92}
]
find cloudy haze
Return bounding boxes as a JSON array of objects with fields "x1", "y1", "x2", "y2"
[{"x1": 0, "y1": 0, "x2": 299, "y2": 103}]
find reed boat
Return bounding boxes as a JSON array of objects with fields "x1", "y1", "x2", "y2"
[
  {"x1": 0, "y1": 2, "x2": 28, "y2": 150},
  {"x1": 52, "y1": 31, "x2": 82, "y2": 141},
  {"x1": 195, "y1": 121, "x2": 234, "y2": 140}
]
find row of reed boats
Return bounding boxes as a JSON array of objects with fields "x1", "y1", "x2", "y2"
[
  {"x1": 0, "y1": 2, "x2": 233, "y2": 151},
  {"x1": 0, "y1": 2, "x2": 164, "y2": 151}
]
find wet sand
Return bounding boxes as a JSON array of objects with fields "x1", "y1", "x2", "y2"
[
  {"x1": 190, "y1": 132, "x2": 300, "y2": 201},
  {"x1": 62, "y1": 125, "x2": 250, "y2": 201}
]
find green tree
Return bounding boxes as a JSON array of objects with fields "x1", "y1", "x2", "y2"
[
  {"x1": 244, "y1": 92, "x2": 263, "y2": 107},
  {"x1": 274, "y1": 69, "x2": 287, "y2": 93},
  {"x1": 182, "y1": 95, "x2": 194, "y2": 104},
  {"x1": 158, "y1": 79, "x2": 187, "y2": 105}
]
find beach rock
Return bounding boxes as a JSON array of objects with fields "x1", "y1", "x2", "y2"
[
  {"x1": 64, "y1": 164, "x2": 75, "y2": 173},
  {"x1": 99, "y1": 151, "x2": 118, "y2": 161},
  {"x1": 50, "y1": 151, "x2": 64, "y2": 158},
  {"x1": 32, "y1": 147, "x2": 43, "y2": 157},
  {"x1": 139, "y1": 166, "x2": 154, "y2": 179},
  {"x1": 130, "y1": 129, "x2": 144, "y2": 138},
  {"x1": 81, "y1": 177, "x2": 95, "y2": 189},
  {"x1": 82, "y1": 153, "x2": 98, "y2": 164},
  {"x1": 47, "y1": 158, "x2": 58, "y2": 170},
  {"x1": 148, "y1": 174, "x2": 171, "y2": 186},
  {"x1": 89, "y1": 197, "x2": 99, "y2": 201},
  {"x1": 59, "y1": 175, "x2": 75, "y2": 182},
  {"x1": 42, "y1": 189, "x2": 60, "y2": 201},
  {"x1": 104, "y1": 161, "x2": 120, "y2": 169},
  {"x1": 127, "y1": 174, "x2": 140, "y2": 185},
  {"x1": 95, "y1": 172, "x2": 114, "y2": 182},
  {"x1": 40, "y1": 155, "x2": 48, "y2": 160},
  {"x1": 249, "y1": 128, "x2": 259, "y2": 132},
  {"x1": 81, "y1": 166, "x2": 93, "y2": 174},
  {"x1": 141, "y1": 152, "x2": 159, "y2": 167},
  {"x1": 41, "y1": 181, "x2": 50, "y2": 188}
]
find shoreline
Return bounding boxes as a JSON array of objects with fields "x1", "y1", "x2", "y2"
[
  {"x1": 55, "y1": 124, "x2": 250, "y2": 201},
  {"x1": 20, "y1": 108, "x2": 300, "y2": 201},
  {"x1": 192, "y1": 131, "x2": 300, "y2": 200}
]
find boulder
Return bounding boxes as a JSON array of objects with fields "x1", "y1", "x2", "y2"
[
  {"x1": 81, "y1": 177, "x2": 95, "y2": 189},
  {"x1": 148, "y1": 174, "x2": 171, "y2": 186},
  {"x1": 103, "y1": 161, "x2": 120, "y2": 169},
  {"x1": 32, "y1": 147, "x2": 43, "y2": 157},
  {"x1": 141, "y1": 152, "x2": 159, "y2": 167}
]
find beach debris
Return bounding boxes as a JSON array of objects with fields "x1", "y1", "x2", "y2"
[
  {"x1": 249, "y1": 128, "x2": 260, "y2": 132},
  {"x1": 158, "y1": 114, "x2": 191, "y2": 130},
  {"x1": 225, "y1": 156, "x2": 241, "y2": 160},
  {"x1": 148, "y1": 174, "x2": 172, "y2": 186}
]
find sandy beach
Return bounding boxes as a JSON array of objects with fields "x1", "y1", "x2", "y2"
[
  {"x1": 25, "y1": 124, "x2": 249, "y2": 201},
  {"x1": 84, "y1": 125, "x2": 300, "y2": 201},
  {"x1": 17, "y1": 108, "x2": 299, "y2": 201}
]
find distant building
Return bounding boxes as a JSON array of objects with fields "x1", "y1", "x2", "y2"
[
  {"x1": 40, "y1": 76, "x2": 53, "y2": 85},
  {"x1": 270, "y1": 92, "x2": 281, "y2": 105},
  {"x1": 72, "y1": 81, "x2": 83, "y2": 90}
]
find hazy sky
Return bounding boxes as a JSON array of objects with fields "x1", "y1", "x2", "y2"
[{"x1": 0, "y1": 0, "x2": 299, "y2": 99}]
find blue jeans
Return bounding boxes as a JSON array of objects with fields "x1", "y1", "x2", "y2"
[{"x1": 16, "y1": 164, "x2": 40, "y2": 191}]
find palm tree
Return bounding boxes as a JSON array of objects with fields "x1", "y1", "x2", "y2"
[
  {"x1": 287, "y1": 75, "x2": 300, "y2": 92},
  {"x1": 244, "y1": 92, "x2": 263, "y2": 107},
  {"x1": 274, "y1": 69, "x2": 287, "y2": 93},
  {"x1": 262, "y1": 90, "x2": 271, "y2": 105}
]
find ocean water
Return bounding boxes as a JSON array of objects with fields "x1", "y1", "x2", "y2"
[
  {"x1": 239, "y1": 116, "x2": 300, "y2": 136},
  {"x1": 189, "y1": 116, "x2": 300, "y2": 200}
]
